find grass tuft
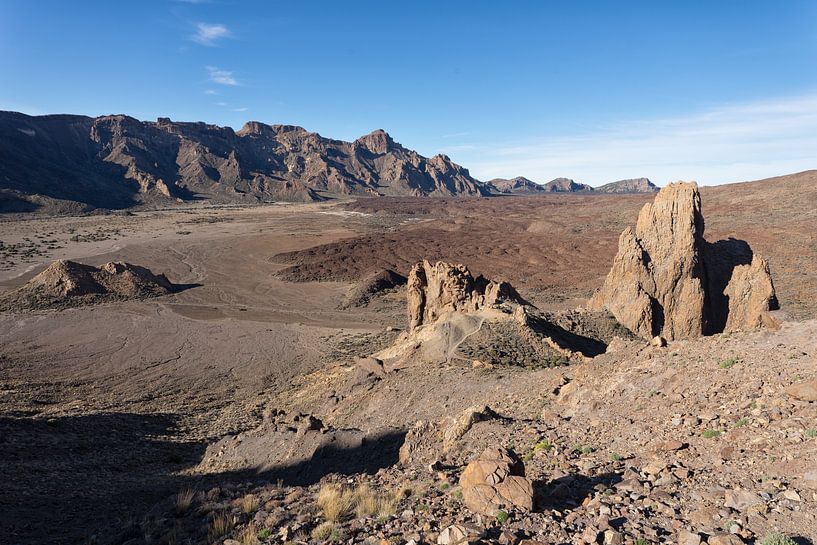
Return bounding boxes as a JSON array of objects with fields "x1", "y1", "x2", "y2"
[{"x1": 174, "y1": 488, "x2": 195, "y2": 515}]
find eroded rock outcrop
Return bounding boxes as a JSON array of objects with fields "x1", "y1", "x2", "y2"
[
  {"x1": 459, "y1": 447, "x2": 533, "y2": 516},
  {"x1": 407, "y1": 260, "x2": 523, "y2": 330},
  {"x1": 0, "y1": 259, "x2": 174, "y2": 311},
  {"x1": 589, "y1": 182, "x2": 777, "y2": 340}
]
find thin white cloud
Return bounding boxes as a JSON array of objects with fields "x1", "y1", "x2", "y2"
[
  {"x1": 203, "y1": 89, "x2": 218, "y2": 95},
  {"x1": 232, "y1": 107, "x2": 248, "y2": 112},
  {"x1": 192, "y1": 22, "x2": 230, "y2": 46},
  {"x1": 458, "y1": 92, "x2": 817, "y2": 186},
  {"x1": 206, "y1": 66, "x2": 238, "y2": 86}
]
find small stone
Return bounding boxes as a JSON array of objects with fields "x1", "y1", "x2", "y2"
[{"x1": 651, "y1": 336, "x2": 667, "y2": 347}]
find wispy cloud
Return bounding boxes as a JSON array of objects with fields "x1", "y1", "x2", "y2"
[
  {"x1": 192, "y1": 22, "x2": 230, "y2": 45},
  {"x1": 203, "y1": 89, "x2": 218, "y2": 95},
  {"x1": 206, "y1": 66, "x2": 238, "y2": 86},
  {"x1": 232, "y1": 107, "x2": 248, "y2": 112},
  {"x1": 458, "y1": 92, "x2": 817, "y2": 186}
]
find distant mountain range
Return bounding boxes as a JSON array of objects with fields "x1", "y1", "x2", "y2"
[
  {"x1": 486, "y1": 176, "x2": 658, "y2": 195},
  {"x1": 0, "y1": 111, "x2": 657, "y2": 213},
  {"x1": 0, "y1": 112, "x2": 488, "y2": 213}
]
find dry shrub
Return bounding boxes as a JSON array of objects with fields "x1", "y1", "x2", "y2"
[
  {"x1": 317, "y1": 484, "x2": 355, "y2": 522},
  {"x1": 240, "y1": 493, "x2": 259, "y2": 514},
  {"x1": 241, "y1": 523, "x2": 259, "y2": 545},
  {"x1": 311, "y1": 521, "x2": 336, "y2": 541},
  {"x1": 174, "y1": 488, "x2": 195, "y2": 515},
  {"x1": 208, "y1": 511, "x2": 234, "y2": 541}
]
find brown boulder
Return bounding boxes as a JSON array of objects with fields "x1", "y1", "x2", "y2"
[
  {"x1": 459, "y1": 447, "x2": 533, "y2": 515},
  {"x1": 408, "y1": 260, "x2": 522, "y2": 330},
  {"x1": 590, "y1": 182, "x2": 777, "y2": 340}
]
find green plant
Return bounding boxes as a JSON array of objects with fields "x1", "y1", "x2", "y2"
[
  {"x1": 572, "y1": 444, "x2": 595, "y2": 454},
  {"x1": 719, "y1": 358, "x2": 738, "y2": 369},
  {"x1": 534, "y1": 439, "x2": 552, "y2": 452},
  {"x1": 805, "y1": 428, "x2": 817, "y2": 438},
  {"x1": 611, "y1": 453, "x2": 623, "y2": 462},
  {"x1": 635, "y1": 539, "x2": 649, "y2": 545},
  {"x1": 760, "y1": 533, "x2": 798, "y2": 545},
  {"x1": 702, "y1": 429, "x2": 721, "y2": 439},
  {"x1": 496, "y1": 510, "x2": 509, "y2": 524},
  {"x1": 257, "y1": 528, "x2": 272, "y2": 540},
  {"x1": 439, "y1": 482, "x2": 450, "y2": 490},
  {"x1": 735, "y1": 418, "x2": 749, "y2": 427}
]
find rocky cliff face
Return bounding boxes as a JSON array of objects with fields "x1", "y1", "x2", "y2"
[
  {"x1": 0, "y1": 112, "x2": 488, "y2": 212},
  {"x1": 589, "y1": 182, "x2": 777, "y2": 340}
]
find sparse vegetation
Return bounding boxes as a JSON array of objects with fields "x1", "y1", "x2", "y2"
[
  {"x1": 317, "y1": 484, "x2": 355, "y2": 522},
  {"x1": 760, "y1": 533, "x2": 798, "y2": 545},
  {"x1": 611, "y1": 453, "x2": 623, "y2": 461},
  {"x1": 241, "y1": 523, "x2": 259, "y2": 545},
  {"x1": 311, "y1": 521, "x2": 336, "y2": 541},
  {"x1": 805, "y1": 428, "x2": 817, "y2": 438},
  {"x1": 174, "y1": 488, "x2": 195, "y2": 515},
  {"x1": 240, "y1": 493, "x2": 259, "y2": 514},
  {"x1": 496, "y1": 509, "x2": 509, "y2": 524},
  {"x1": 719, "y1": 357, "x2": 738, "y2": 369},
  {"x1": 735, "y1": 418, "x2": 750, "y2": 427},
  {"x1": 703, "y1": 429, "x2": 721, "y2": 439},
  {"x1": 208, "y1": 511, "x2": 235, "y2": 541}
]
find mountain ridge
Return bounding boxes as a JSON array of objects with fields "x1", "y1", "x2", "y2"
[{"x1": 0, "y1": 111, "x2": 488, "y2": 213}]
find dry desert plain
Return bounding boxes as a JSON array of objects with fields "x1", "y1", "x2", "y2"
[{"x1": 1, "y1": 171, "x2": 817, "y2": 545}]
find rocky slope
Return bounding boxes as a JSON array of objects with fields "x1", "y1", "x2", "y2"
[
  {"x1": 595, "y1": 178, "x2": 659, "y2": 193},
  {"x1": 0, "y1": 112, "x2": 487, "y2": 212}
]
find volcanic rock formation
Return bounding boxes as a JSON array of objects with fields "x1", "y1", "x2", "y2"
[
  {"x1": 589, "y1": 182, "x2": 777, "y2": 340},
  {"x1": 407, "y1": 260, "x2": 523, "y2": 330},
  {"x1": 0, "y1": 259, "x2": 174, "y2": 311}
]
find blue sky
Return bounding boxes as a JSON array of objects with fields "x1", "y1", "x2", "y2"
[{"x1": 2, "y1": 0, "x2": 816, "y2": 185}]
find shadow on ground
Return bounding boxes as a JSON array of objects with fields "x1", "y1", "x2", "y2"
[{"x1": 0, "y1": 412, "x2": 404, "y2": 545}]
